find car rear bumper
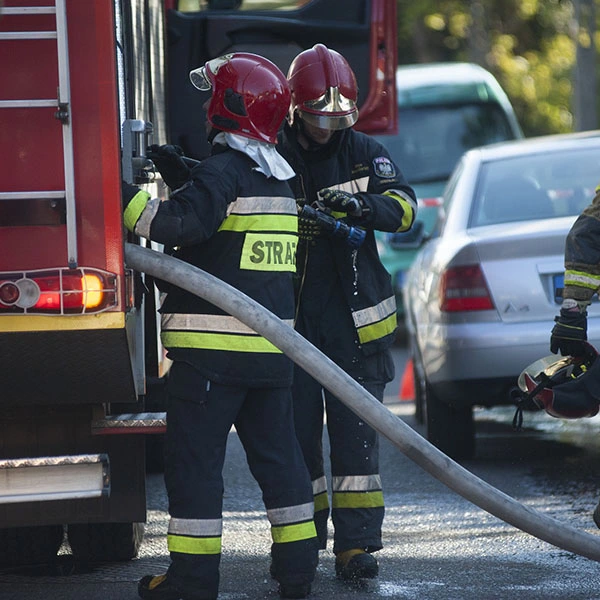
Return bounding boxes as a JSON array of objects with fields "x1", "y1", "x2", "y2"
[{"x1": 418, "y1": 318, "x2": 600, "y2": 406}]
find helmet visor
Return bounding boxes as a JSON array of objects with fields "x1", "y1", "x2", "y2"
[
  {"x1": 190, "y1": 54, "x2": 235, "y2": 91},
  {"x1": 298, "y1": 86, "x2": 358, "y2": 130},
  {"x1": 189, "y1": 66, "x2": 212, "y2": 91}
]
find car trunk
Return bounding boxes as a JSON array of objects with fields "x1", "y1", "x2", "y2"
[{"x1": 470, "y1": 217, "x2": 577, "y2": 324}]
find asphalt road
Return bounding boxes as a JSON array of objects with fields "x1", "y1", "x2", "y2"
[{"x1": 2, "y1": 343, "x2": 600, "y2": 599}]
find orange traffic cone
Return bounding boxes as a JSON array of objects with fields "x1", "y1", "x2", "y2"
[{"x1": 399, "y1": 358, "x2": 415, "y2": 402}]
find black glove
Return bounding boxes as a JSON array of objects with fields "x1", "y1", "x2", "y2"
[
  {"x1": 147, "y1": 144, "x2": 191, "y2": 189},
  {"x1": 550, "y1": 307, "x2": 588, "y2": 356},
  {"x1": 122, "y1": 180, "x2": 141, "y2": 207},
  {"x1": 320, "y1": 188, "x2": 363, "y2": 216}
]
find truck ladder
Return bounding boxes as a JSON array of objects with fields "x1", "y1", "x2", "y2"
[{"x1": 0, "y1": 0, "x2": 78, "y2": 267}]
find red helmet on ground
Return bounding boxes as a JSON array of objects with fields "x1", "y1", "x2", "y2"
[
  {"x1": 287, "y1": 43, "x2": 358, "y2": 131},
  {"x1": 517, "y1": 343, "x2": 600, "y2": 419},
  {"x1": 189, "y1": 53, "x2": 290, "y2": 144}
]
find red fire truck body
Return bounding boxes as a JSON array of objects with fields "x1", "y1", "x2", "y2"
[{"x1": 0, "y1": 0, "x2": 397, "y2": 564}]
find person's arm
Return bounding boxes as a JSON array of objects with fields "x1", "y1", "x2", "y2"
[
  {"x1": 319, "y1": 136, "x2": 417, "y2": 233},
  {"x1": 550, "y1": 185, "x2": 600, "y2": 356}
]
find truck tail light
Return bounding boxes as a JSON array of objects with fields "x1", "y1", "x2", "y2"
[
  {"x1": 0, "y1": 268, "x2": 118, "y2": 314},
  {"x1": 440, "y1": 264, "x2": 494, "y2": 312}
]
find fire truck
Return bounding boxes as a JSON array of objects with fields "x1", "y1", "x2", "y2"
[{"x1": 0, "y1": 0, "x2": 397, "y2": 566}]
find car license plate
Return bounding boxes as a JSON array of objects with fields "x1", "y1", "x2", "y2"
[{"x1": 553, "y1": 274, "x2": 564, "y2": 304}]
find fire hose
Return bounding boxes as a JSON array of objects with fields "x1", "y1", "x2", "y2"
[{"x1": 125, "y1": 242, "x2": 600, "y2": 562}]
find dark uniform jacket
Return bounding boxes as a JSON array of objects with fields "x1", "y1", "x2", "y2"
[
  {"x1": 124, "y1": 145, "x2": 298, "y2": 387},
  {"x1": 277, "y1": 123, "x2": 417, "y2": 356},
  {"x1": 563, "y1": 185, "x2": 600, "y2": 304}
]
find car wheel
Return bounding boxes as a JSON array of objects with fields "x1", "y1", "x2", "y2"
[
  {"x1": 67, "y1": 522, "x2": 144, "y2": 563},
  {"x1": 424, "y1": 381, "x2": 475, "y2": 460}
]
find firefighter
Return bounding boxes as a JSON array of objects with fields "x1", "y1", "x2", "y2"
[
  {"x1": 123, "y1": 53, "x2": 319, "y2": 600},
  {"x1": 550, "y1": 182, "x2": 600, "y2": 528},
  {"x1": 276, "y1": 44, "x2": 417, "y2": 581}
]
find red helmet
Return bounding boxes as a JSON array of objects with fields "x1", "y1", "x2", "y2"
[
  {"x1": 287, "y1": 43, "x2": 358, "y2": 130},
  {"x1": 517, "y1": 343, "x2": 600, "y2": 419},
  {"x1": 189, "y1": 53, "x2": 290, "y2": 144}
]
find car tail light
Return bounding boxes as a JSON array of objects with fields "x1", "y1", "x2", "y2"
[
  {"x1": 440, "y1": 264, "x2": 494, "y2": 312},
  {"x1": 0, "y1": 268, "x2": 118, "y2": 315}
]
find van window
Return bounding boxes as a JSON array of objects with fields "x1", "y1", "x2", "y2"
[{"x1": 387, "y1": 102, "x2": 516, "y2": 184}]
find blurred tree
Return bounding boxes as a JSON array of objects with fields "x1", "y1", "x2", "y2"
[{"x1": 396, "y1": 0, "x2": 597, "y2": 136}]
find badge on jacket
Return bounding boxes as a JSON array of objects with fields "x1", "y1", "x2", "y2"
[{"x1": 373, "y1": 156, "x2": 396, "y2": 178}]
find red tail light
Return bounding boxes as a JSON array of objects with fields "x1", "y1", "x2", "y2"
[
  {"x1": 440, "y1": 264, "x2": 494, "y2": 312},
  {"x1": 0, "y1": 268, "x2": 118, "y2": 315}
]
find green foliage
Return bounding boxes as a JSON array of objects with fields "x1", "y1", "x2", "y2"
[{"x1": 396, "y1": 0, "x2": 592, "y2": 136}]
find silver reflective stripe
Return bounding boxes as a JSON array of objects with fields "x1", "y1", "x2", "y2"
[
  {"x1": 352, "y1": 296, "x2": 396, "y2": 329},
  {"x1": 226, "y1": 195, "x2": 297, "y2": 217},
  {"x1": 168, "y1": 517, "x2": 223, "y2": 536},
  {"x1": 312, "y1": 476, "x2": 328, "y2": 495},
  {"x1": 332, "y1": 474, "x2": 382, "y2": 492},
  {"x1": 162, "y1": 313, "x2": 294, "y2": 334},
  {"x1": 267, "y1": 502, "x2": 314, "y2": 526},
  {"x1": 319, "y1": 176, "x2": 369, "y2": 197},
  {"x1": 134, "y1": 197, "x2": 161, "y2": 239}
]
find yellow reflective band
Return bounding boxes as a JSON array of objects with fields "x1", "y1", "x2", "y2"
[
  {"x1": 565, "y1": 269, "x2": 600, "y2": 291},
  {"x1": 314, "y1": 491, "x2": 329, "y2": 513},
  {"x1": 332, "y1": 490, "x2": 384, "y2": 509},
  {"x1": 271, "y1": 521, "x2": 317, "y2": 544},
  {"x1": 0, "y1": 312, "x2": 125, "y2": 332},
  {"x1": 384, "y1": 190, "x2": 415, "y2": 233},
  {"x1": 167, "y1": 533, "x2": 221, "y2": 555},
  {"x1": 161, "y1": 330, "x2": 283, "y2": 353},
  {"x1": 123, "y1": 190, "x2": 151, "y2": 232},
  {"x1": 357, "y1": 313, "x2": 397, "y2": 344},
  {"x1": 218, "y1": 213, "x2": 298, "y2": 233},
  {"x1": 240, "y1": 233, "x2": 297, "y2": 272}
]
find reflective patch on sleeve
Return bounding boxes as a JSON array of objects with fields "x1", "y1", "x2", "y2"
[
  {"x1": 241, "y1": 233, "x2": 297, "y2": 271},
  {"x1": 123, "y1": 190, "x2": 152, "y2": 232}
]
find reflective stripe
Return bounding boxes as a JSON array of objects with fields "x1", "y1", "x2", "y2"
[
  {"x1": 134, "y1": 197, "x2": 161, "y2": 239},
  {"x1": 161, "y1": 330, "x2": 283, "y2": 353},
  {"x1": 162, "y1": 313, "x2": 293, "y2": 334},
  {"x1": 271, "y1": 520, "x2": 317, "y2": 544},
  {"x1": 357, "y1": 313, "x2": 397, "y2": 344},
  {"x1": 123, "y1": 190, "x2": 152, "y2": 232},
  {"x1": 385, "y1": 189, "x2": 417, "y2": 232},
  {"x1": 352, "y1": 296, "x2": 396, "y2": 329},
  {"x1": 332, "y1": 490, "x2": 385, "y2": 509},
  {"x1": 312, "y1": 476, "x2": 327, "y2": 495},
  {"x1": 332, "y1": 474, "x2": 382, "y2": 492},
  {"x1": 167, "y1": 533, "x2": 221, "y2": 555},
  {"x1": 314, "y1": 491, "x2": 329, "y2": 513},
  {"x1": 225, "y1": 195, "x2": 298, "y2": 216},
  {"x1": 267, "y1": 502, "x2": 314, "y2": 526},
  {"x1": 168, "y1": 517, "x2": 222, "y2": 537},
  {"x1": 161, "y1": 314, "x2": 291, "y2": 353},
  {"x1": 219, "y1": 214, "x2": 298, "y2": 233},
  {"x1": 565, "y1": 269, "x2": 600, "y2": 291},
  {"x1": 352, "y1": 296, "x2": 397, "y2": 343},
  {"x1": 325, "y1": 176, "x2": 369, "y2": 196}
]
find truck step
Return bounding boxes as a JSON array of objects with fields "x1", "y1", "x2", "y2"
[
  {"x1": 92, "y1": 412, "x2": 167, "y2": 435},
  {"x1": 0, "y1": 454, "x2": 109, "y2": 504}
]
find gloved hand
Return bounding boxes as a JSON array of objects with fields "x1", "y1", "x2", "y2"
[
  {"x1": 319, "y1": 188, "x2": 363, "y2": 216},
  {"x1": 122, "y1": 180, "x2": 141, "y2": 207},
  {"x1": 147, "y1": 144, "x2": 191, "y2": 189},
  {"x1": 550, "y1": 306, "x2": 588, "y2": 356}
]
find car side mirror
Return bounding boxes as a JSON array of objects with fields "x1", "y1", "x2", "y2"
[{"x1": 387, "y1": 220, "x2": 428, "y2": 250}]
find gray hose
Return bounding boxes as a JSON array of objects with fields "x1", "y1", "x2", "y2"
[{"x1": 125, "y1": 243, "x2": 600, "y2": 562}]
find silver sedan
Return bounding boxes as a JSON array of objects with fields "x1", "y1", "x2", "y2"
[{"x1": 403, "y1": 130, "x2": 600, "y2": 460}]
